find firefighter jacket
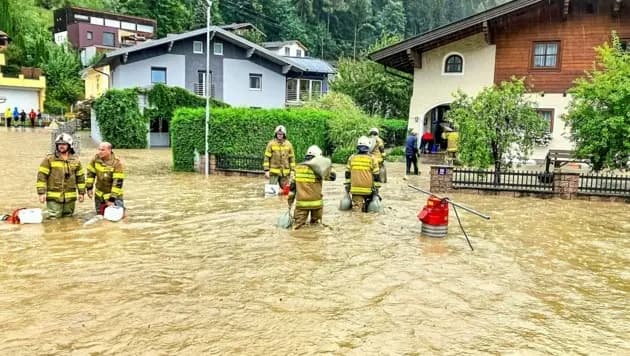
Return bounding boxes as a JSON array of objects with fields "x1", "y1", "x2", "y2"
[
  {"x1": 290, "y1": 163, "x2": 335, "y2": 209},
  {"x1": 345, "y1": 153, "x2": 380, "y2": 196},
  {"x1": 86, "y1": 153, "x2": 125, "y2": 201},
  {"x1": 370, "y1": 137, "x2": 386, "y2": 165},
  {"x1": 442, "y1": 131, "x2": 459, "y2": 152},
  {"x1": 263, "y1": 139, "x2": 296, "y2": 176},
  {"x1": 36, "y1": 153, "x2": 86, "y2": 203}
]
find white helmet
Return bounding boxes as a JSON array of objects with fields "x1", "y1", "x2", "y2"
[
  {"x1": 306, "y1": 145, "x2": 322, "y2": 157},
  {"x1": 55, "y1": 133, "x2": 73, "y2": 146},
  {"x1": 369, "y1": 127, "x2": 379, "y2": 136},
  {"x1": 357, "y1": 136, "x2": 371, "y2": 148},
  {"x1": 274, "y1": 125, "x2": 287, "y2": 135}
]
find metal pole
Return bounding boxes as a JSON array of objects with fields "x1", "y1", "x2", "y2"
[
  {"x1": 408, "y1": 184, "x2": 490, "y2": 220},
  {"x1": 204, "y1": 1, "x2": 212, "y2": 176}
]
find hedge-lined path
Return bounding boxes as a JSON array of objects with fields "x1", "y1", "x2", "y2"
[{"x1": 1, "y1": 128, "x2": 628, "y2": 354}]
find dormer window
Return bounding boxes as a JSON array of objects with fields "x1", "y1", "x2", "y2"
[
  {"x1": 284, "y1": 47, "x2": 290, "y2": 56},
  {"x1": 444, "y1": 54, "x2": 463, "y2": 73}
]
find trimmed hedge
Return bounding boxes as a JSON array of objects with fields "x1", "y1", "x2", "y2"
[
  {"x1": 144, "y1": 83, "x2": 229, "y2": 122},
  {"x1": 171, "y1": 107, "x2": 330, "y2": 171}
]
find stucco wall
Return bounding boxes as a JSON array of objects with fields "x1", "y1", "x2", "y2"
[
  {"x1": 409, "y1": 33, "x2": 496, "y2": 131},
  {"x1": 111, "y1": 54, "x2": 186, "y2": 89},
  {"x1": 222, "y1": 58, "x2": 286, "y2": 108},
  {"x1": 528, "y1": 92, "x2": 574, "y2": 160}
]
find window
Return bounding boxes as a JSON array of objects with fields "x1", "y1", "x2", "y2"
[
  {"x1": 105, "y1": 19, "x2": 120, "y2": 28},
  {"x1": 249, "y1": 73, "x2": 262, "y2": 90},
  {"x1": 532, "y1": 42, "x2": 560, "y2": 69},
  {"x1": 86, "y1": 31, "x2": 93, "y2": 40},
  {"x1": 296, "y1": 49, "x2": 302, "y2": 57},
  {"x1": 537, "y1": 109, "x2": 554, "y2": 132},
  {"x1": 214, "y1": 42, "x2": 223, "y2": 55},
  {"x1": 151, "y1": 67, "x2": 167, "y2": 84},
  {"x1": 622, "y1": 39, "x2": 630, "y2": 52},
  {"x1": 74, "y1": 14, "x2": 89, "y2": 21},
  {"x1": 90, "y1": 17, "x2": 104, "y2": 26},
  {"x1": 284, "y1": 47, "x2": 290, "y2": 56},
  {"x1": 103, "y1": 32, "x2": 115, "y2": 47},
  {"x1": 444, "y1": 54, "x2": 463, "y2": 73},
  {"x1": 137, "y1": 24, "x2": 154, "y2": 33},
  {"x1": 311, "y1": 80, "x2": 322, "y2": 99},
  {"x1": 193, "y1": 41, "x2": 203, "y2": 54},
  {"x1": 121, "y1": 21, "x2": 136, "y2": 31}
]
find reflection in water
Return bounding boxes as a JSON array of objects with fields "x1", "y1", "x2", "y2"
[{"x1": 1, "y1": 129, "x2": 629, "y2": 354}]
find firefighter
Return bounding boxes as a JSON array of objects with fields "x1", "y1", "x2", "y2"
[
  {"x1": 36, "y1": 133, "x2": 85, "y2": 218},
  {"x1": 345, "y1": 136, "x2": 381, "y2": 212},
  {"x1": 263, "y1": 125, "x2": 296, "y2": 189},
  {"x1": 368, "y1": 127, "x2": 387, "y2": 183},
  {"x1": 287, "y1": 145, "x2": 336, "y2": 229},
  {"x1": 86, "y1": 142, "x2": 125, "y2": 214}
]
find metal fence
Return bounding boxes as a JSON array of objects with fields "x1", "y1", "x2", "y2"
[
  {"x1": 215, "y1": 154, "x2": 262, "y2": 172},
  {"x1": 453, "y1": 168, "x2": 554, "y2": 192},
  {"x1": 579, "y1": 173, "x2": 630, "y2": 197}
]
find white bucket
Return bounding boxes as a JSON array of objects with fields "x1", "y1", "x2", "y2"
[
  {"x1": 104, "y1": 206, "x2": 124, "y2": 222},
  {"x1": 264, "y1": 183, "x2": 280, "y2": 197},
  {"x1": 18, "y1": 208, "x2": 43, "y2": 224}
]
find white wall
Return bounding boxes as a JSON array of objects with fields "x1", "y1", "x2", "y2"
[
  {"x1": 0, "y1": 88, "x2": 40, "y2": 113},
  {"x1": 111, "y1": 54, "x2": 186, "y2": 89},
  {"x1": 528, "y1": 93, "x2": 575, "y2": 160},
  {"x1": 408, "y1": 33, "x2": 496, "y2": 131},
  {"x1": 271, "y1": 43, "x2": 307, "y2": 57},
  {"x1": 222, "y1": 58, "x2": 285, "y2": 108}
]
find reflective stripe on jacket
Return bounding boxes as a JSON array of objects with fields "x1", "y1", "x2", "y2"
[
  {"x1": 86, "y1": 153, "x2": 125, "y2": 200},
  {"x1": 263, "y1": 139, "x2": 296, "y2": 176},
  {"x1": 370, "y1": 137, "x2": 385, "y2": 164},
  {"x1": 36, "y1": 153, "x2": 85, "y2": 203},
  {"x1": 345, "y1": 154, "x2": 379, "y2": 196},
  {"x1": 294, "y1": 164, "x2": 323, "y2": 209}
]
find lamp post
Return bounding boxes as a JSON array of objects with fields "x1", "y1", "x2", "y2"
[{"x1": 205, "y1": 0, "x2": 212, "y2": 176}]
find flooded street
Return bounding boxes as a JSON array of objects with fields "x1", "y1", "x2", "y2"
[{"x1": 1, "y1": 128, "x2": 629, "y2": 354}]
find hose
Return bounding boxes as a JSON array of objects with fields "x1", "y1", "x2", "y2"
[{"x1": 452, "y1": 205, "x2": 474, "y2": 251}]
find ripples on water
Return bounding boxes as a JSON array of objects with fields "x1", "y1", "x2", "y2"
[{"x1": 0, "y1": 129, "x2": 628, "y2": 354}]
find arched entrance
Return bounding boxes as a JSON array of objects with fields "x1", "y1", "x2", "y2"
[{"x1": 422, "y1": 104, "x2": 451, "y2": 152}]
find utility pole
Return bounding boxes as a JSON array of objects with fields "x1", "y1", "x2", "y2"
[{"x1": 205, "y1": 0, "x2": 212, "y2": 176}]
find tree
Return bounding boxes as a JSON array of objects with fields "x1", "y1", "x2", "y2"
[
  {"x1": 375, "y1": 0, "x2": 405, "y2": 37},
  {"x1": 447, "y1": 78, "x2": 547, "y2": 181},
  {"x1": 565, "y1": 34, "x2": 630, "y2": 171},
  {"x1": 41, "y1": 43, "x2": 84, "y2": 114}
]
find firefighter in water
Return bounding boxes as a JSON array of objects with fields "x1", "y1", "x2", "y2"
[
  {"x1": 287, "y1": 145, "x2": 336, "y2": 229},
  {"x1": 263, "y1": 125, "x2": 296, "y2": 189},
  {"x1": 345, "y1": 136, "x2": 381, "y2": 212},
  {"x1": 368, "y1": 127, "x2": 387, "y2": 183},
  {"x1": 86, "y1": 142, "x2": 125, "y2": 214},
  {"x1": 36, "y1": 133, "x2": 86, "y2": 218}
]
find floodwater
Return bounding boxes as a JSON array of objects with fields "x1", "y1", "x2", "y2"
[{"x1": 1, "y1": 128, "x2": 628, "y2": 355}]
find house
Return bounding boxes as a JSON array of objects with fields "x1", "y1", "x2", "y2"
[
  {"x1": 262, "y1": 40, "x2": 308, "y2": 57},
  {"x1": 0, "y1": 51, "x2": 46, "y2": 117},
  {"x1": 53, "y1": 6, "x2": 157, "y2": 65},
  {"x1": 370, "y1": 0, "x2": 629, "y2": 160},
  {"x1": 87, "y1": 26, "x2": 335, "y2": 146}
]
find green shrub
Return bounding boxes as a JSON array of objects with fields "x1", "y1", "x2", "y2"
[
  {"x1": 171, "y1": 107, "x2": 330, "y2": 171},
  {"x1": 388, "y1": 146, "x2": 405, "y2": 156},
  {"x1": 93, "y1": 89, "x2": 148, "y2": 148},
  {"x1": 144, "y1": 83, "x2": 229, "y2": 122},
  {"x1": 380, "y1": 119, "x2": 408, "y2": 147},
  {"x1": 331, "y1": 147, "x2": 356, "y2": 165},
  {"x1": 326, "y1": 114, "x2": 380, "y2": 163}
]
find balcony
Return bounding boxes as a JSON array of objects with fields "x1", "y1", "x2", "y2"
[{"x1": 193, "y1": 82, "x2": 215, "y2": 97}]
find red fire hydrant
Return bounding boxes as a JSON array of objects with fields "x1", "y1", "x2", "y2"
[{"x1": 417, "y1": 196, "x2": 449, "y2": 237}]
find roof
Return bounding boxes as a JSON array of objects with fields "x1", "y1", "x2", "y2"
[
  {"x1": 261, "y1": 40, "x2": 308, "y2": 50},
  {"x1": 370, "y1": 0, "x2": 545, "y2": 73},
  {"x1": 219, "y1": 22, "x2": 266, "y2": 36},
  {"x1": 96, "y1": 26, "x2": 307, "y2": 71},
  {"x1": 285, "y1": 57, "x2": 336, "y2": 74}
]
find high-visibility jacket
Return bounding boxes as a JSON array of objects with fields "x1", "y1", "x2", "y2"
[
  {"x1": 292, "y1": 163, "x2": 335, "y2": 209},
  {"x1": 370, "y1": 136, "x2": 386, "y2": 165},
  {"x1": 263, "y1": 139, "x2": 296, "y2": 176},
  {"x1": 345, "y1": 153, "x2": 380, "y2": 196},
  {"x1": 86, "y1": 153, "x2": 125, "y2": 201},
  {"x1": 36, "y1": 153, "x2": 86, "y2": 202},
  {"x1": 442, "y1": 132, "x2": 459, "y2": 152}
]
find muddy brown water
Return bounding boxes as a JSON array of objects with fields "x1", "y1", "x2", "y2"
[{"x1": 1, "y1": 128, "x2": 629, "y2": 354}]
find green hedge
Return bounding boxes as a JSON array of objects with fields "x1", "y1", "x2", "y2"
[
  {"x1": 381, "y1": 119, "x2": 409, "y2": 147},
  {"x1": 93, "y1": 89, "x2": 148, "y2": 148},
  {"x1": 144, "y1": 83, "x2": 229, "y2": 122},
  {"x1": 171, "y1": 107, "x2": 330, "y2": 171}
]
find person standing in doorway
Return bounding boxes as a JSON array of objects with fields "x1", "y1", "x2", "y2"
[
  {"x1": 263, "y1": 125, "x2": 296, "y2": 189},
  {"x1": 442, "y1": 125, "x2": 460, "y2": 165},
  {"x1": 4, "y1": 107, "x2": 11, "y2": 127},
  {"x1": 86, "y1": 142, "x2": 126, "y2": 214},
  {"x1": 421, "y1": 130, "x2": 434, "y2": 154},
  {"x1": 405, "y1": 129, "x2": 419, "y2": 178},
  {"x1": 36, "y1": 133, "x2": 86, "y2": 218}
]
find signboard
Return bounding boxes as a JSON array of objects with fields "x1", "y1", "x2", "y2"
[{"x1": 437, "y1": 167, "x2": 447, "y2": 176}]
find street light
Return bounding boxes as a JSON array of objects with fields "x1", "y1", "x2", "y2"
[{"x1": 205, "y1": 0, "x2": 213, "y2": 176}]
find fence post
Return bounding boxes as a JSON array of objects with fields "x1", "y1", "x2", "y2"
[
  {"x1": 553, "y1": 172, "x2": 580, "y2": 199},
  {"x1": 430, "y1": 165, "x2": 453, "y2": 193},
  {"x1": 209, "y1": 154, "x2": 216, "y2": 174}
]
